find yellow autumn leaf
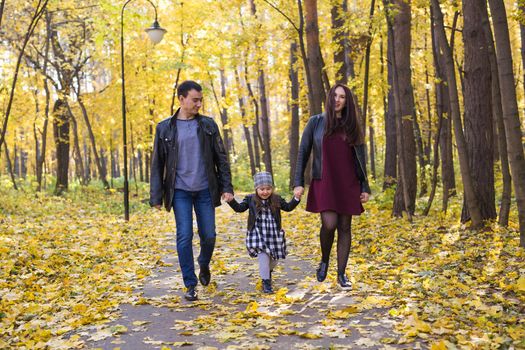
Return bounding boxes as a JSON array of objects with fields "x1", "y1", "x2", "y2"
[
  {"x1": 299, "y1": 332, "x2": 322, "y2": 339},
  {"x1": 514, "y1": 276, "x2": 525, "y2": 292},
  {"x1": 430, "y1": 340, "x2": 448, "y2": 350}
]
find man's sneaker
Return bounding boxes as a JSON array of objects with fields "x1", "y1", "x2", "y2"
[
  {"x1": 262, "y1": 279, "x2": 273, "y2": 294},
  {"x1": 184, "y1": 285, "x2": 198, "y2": 301},
  {"x1": 199, "y1": 265, "x2": 211, "y2": 286},
  {"x1": 316, "y1": 261, "x2": 328, "y2": 282},
  {"x1": 337, "y1": 273, "x2": 352, "y2": 290}
]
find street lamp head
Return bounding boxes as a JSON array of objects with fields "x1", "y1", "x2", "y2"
[{"x1": 145, "y1": 20, "x2": 167, "y2": 44}]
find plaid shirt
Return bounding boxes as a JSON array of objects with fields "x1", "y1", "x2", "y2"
[{"x1": 246, "y1": 201, "x2": 287, "y2": 259}]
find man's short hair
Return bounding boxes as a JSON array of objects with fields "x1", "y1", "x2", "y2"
[{"x1": 177, "y1": 80, "x2": 202, "y2": 97}]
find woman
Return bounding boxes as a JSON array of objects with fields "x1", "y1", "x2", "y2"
[{"x1": 294, "y1": 83, "x2": 370, "y2": 289}]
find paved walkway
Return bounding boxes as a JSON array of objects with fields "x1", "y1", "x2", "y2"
[{"x1": 78, "y1": 204, "x2": 426, "y2": 349}]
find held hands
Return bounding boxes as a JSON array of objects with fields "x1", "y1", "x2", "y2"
[
  {"x1": 222, "y1": 192, "x2": 234, "y2": 202},
  {"x1": 293, "y1": 186, "x2": 304, "y2": 200},
  {"x1": 360, "y1": 192, "x2": 370, "y2": 203}
]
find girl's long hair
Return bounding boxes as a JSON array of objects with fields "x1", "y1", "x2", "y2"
[
  {"x1": 254, "y1": 192, "x2": 281, "y2": 212},
  {"x1": 324, "y1": 83, "x2": 364, "y2": 145}
]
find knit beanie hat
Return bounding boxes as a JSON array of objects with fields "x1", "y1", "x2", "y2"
[{"x1": 253, "y1": 171, "x2": 273, "y2": 189}]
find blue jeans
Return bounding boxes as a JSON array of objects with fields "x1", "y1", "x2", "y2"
[{"x1": 173, "y1": 188, "x2": 216, "y2": 287}]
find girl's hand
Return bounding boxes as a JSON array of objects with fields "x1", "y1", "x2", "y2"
[
  {"x1": 293, "y1": 186, "x2": 304, "y2": 199},
  {"x1": 360, "y1": 192, "x2": 369, "y2": 203}
]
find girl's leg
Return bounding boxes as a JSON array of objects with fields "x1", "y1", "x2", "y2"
[
  {"x1": 269, "y1": 256, "x2": 278, "y2": 273},
  {"x1": 258, "y1": 252, "x2": 271, "y2": 280},
  {"x1": 336, "y1": 214, "x2": 352, "y2": 275},
  {"x1": 320, "y1": 211, "x2": 338, "y2": 263}
]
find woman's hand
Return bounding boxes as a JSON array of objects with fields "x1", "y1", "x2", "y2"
[{"x1": 360, "y1": 192, "x2": 369, "y2": 203}]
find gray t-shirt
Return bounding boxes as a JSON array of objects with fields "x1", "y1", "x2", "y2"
[{"x1": 174, "y1": 118, "x2": 209, "y2": 191}]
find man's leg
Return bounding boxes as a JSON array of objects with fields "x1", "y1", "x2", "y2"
[
  {"x1": 194, "y1": 188, "x2": 216, "y2": 284},
  {"x1": 173, "y1": 189, "x2": 198, "y2": 288}
]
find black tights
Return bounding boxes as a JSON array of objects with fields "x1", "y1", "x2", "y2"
[{"x1": 319, "y1": 211, "x2": 352, "y2": 274}]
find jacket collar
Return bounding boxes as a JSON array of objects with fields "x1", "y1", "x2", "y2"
[{"x1": 169, "y1": 108, "x2": 202, "y2": 126}]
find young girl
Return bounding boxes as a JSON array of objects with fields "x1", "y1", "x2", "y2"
[{"x1": 227, "y1": 172, "x2": 301, "y2": 293}]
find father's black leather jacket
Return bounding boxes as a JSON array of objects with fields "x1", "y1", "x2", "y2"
[
  {"x1": 150, "y1": 110, "x2": 233, "y2": 211},
  {"x1": 294, "y1": 114, "x2": 371, "y2": 194}
]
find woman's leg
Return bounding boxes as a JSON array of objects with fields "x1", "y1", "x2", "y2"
[
  {"x1": 320, "y1": 211, "x2": 338, "y2": 263},
  {"x1": 336, "y1": 215, "x2": 352, "y2": 275}
]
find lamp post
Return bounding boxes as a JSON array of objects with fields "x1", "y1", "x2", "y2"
[{"x1": 121, "y1": 0, "x2": 166, "y2": 220}]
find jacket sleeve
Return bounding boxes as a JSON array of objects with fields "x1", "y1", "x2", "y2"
[
  {"x1": 149, "y1": 124, "x2": 165, "y2": 206},
  {"x1": 294, "y1": 116, "x2": 316, "y2": 187},
  {"x1": 227, "y1": 195, "x2": 251, "y2": 212},
  {"x1": 356, "y1": 144, "x2": 371, "y2": 194},
  {"x1": 279, "y1": 195, "x2": 300, "y2": 212},
  {"x1": 212, "y1": 122, "x2": 234, "y2": 195}
]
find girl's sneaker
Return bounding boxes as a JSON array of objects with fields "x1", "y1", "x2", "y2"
[
  {"x1": 337, "y1": 274, "x2": 352, "y2": 290},
  {"x1": 262, "y1": 279, "x2": 273, "y2": 293}
]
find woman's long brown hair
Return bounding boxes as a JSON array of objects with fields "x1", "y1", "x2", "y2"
[{"x1": 324, "y1": 83, "x2": 364, "y2": 145}]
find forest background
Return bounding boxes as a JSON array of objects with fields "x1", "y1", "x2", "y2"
[{"x1": 1, "y1": 0, "x2": 525, "y2": 348}]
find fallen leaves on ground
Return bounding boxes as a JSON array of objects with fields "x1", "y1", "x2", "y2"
[{"x1": 1, "y1": 185, "x2": 524, "y2": 349}]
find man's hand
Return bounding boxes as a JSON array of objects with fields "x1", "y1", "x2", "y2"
[
  {"x1": 293, "y1": 186, "x2": 304, "y2": 200},
  {"x1": 360, "y1": 192, "x2": 370, "y2": 203},
  {"x1": 222, "y1": 192, "x2": 234, "y2": 202},
  {"x1": 154, "y1": 205, "x2": 162, "y2": 210}
]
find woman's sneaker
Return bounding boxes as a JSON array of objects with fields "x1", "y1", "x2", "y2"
[
  {"x1": 262, "y1": 279, "x2": 273, "y2": 294},
  {"x1": 337, "y1": 273, "x2": 352, "y2": 290}
]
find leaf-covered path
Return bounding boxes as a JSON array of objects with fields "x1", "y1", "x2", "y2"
[
  {"x1": 80, "y1": 202, "x2": 409, "y2": 349},
  {"x1": 1, "y1": 188, "x2": 524, "y2": 349}
]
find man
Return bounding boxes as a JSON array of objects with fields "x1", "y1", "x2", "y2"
[{"x1": 150, "y1": 80, "x2": 233, "y2": 301}]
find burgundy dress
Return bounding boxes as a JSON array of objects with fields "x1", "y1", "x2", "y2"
[{"x1": 306, "y1": 130, "x2": 364, "y2": 215}]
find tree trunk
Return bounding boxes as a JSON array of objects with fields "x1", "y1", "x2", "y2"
[
  {"x1": 4, "y1": 143, "x2": 18, "y2": 190},
  {"x1": 488, "y1": 0, "x2": 525, "y2": 244},
  {"x1": 480, "y1": 4, "x2": 511, "y2": 226},
  {"x1": 423, "y1": 104, "x2": 443, "y2": 216},
  {"x1": 258, "y1": 70, "x2": 273, "y2": 174},
  {"x1": 413, "y1": 103, "x2": 427, "y2": 197},
  {"x1": 331, "y1": 0, "x2": 349, "y2": 84},
  {"x1": 289, "y1": 42, "x2": 301, "y2": 188},
  {"x1": 0, "y1": 0, "x2": 5, "y2": 28},
  {"x1": 69, "y1": 113, "x2": 87, "y2": 185},
  {"x1": 209, "y1": 70, "x2": 233, "y2": 161},
  {"x1": 440, "y1": 10, "x2": 458, "y2": 209},
  {"x1": 516, "y1": 0, "x2": 525, "y2": 113},
  {"x1": 138, "y1": 149, "x2": 144, "y2": 182},
  {"x1": 362, "y1": 0, "x2": 376, "y2": 136},
  {"x1": 234, "y1": 68, "x2": 256, "y2": 176},
  {"x1": 431, "y1": 7, "x2": 456, "y2": 212},
  {"x1": 369, "y1": 108, "x2": 376, "y2": 179},
  {"x1": 13, "y1": 142, "x2": 19, "y2": 177},
  {"x1": 383, "y1": 33, "x2": 397, "y2": 189},
  {"x1": 304, "y1": 0, "x2": 324, "y2": 114},
  {"x1": 130, "y1": 121, "x2": 138, "y2": 193},
  {"x1": 53, "y1": 99, "x2": 70, "y2": 195},
  {"x1": 431, "y1": 0, "x2": 483, "y2": 228},
  {"x1": 244, "y1": 61, "x2": 262, "y2": 170},
  {"x1": 77, "y1": 95, "x2": 110, "y2": 188},
  {"x1": 461, "y1": 0, "x2": 496, "y2": 223},
  {"x1": 220, "y1": 69, "x2": 233, "y2": 157},
  {"x1": 390, "y1": 0, "x2": 417, "y2": 217},
  {"x1": 35, "y1": 11, "x2": 51, "y2": 191}
]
